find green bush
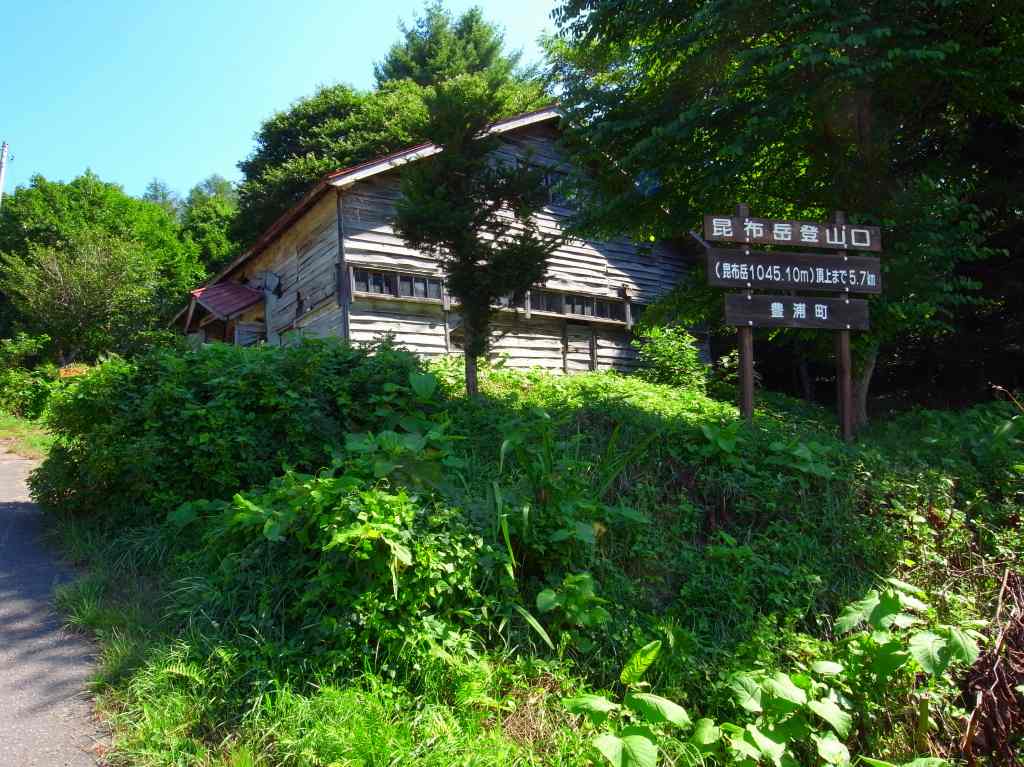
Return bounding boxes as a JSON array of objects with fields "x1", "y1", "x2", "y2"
[
  {"x1": 633, "y1": 326, "x2": 706, "y2": 391},
  {"x1": 0, "y1": 366, "x2": 59, "y2": 419},
  {"x1": 0, "y1": 332, "x2": 58, "y2": 419},
  {"x1": 31, "y1": 338, "x2": 422, "y2": 520},
  {"x1": 168, "y1": 468, "x2": 497, "y2": 672}
]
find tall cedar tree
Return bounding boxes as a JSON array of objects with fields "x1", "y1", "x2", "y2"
[
  {"x1": 394, "y1": 76, "x2": 560, "y2": 395},
  {"x1": 549, "y1": 0, "x2": 1023, "y2": 426},
  {"x1": 374, "y1": 2, "x2": 523, "y2": 87}
]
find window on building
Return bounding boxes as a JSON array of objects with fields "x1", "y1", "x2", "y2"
[
  {"x1": 565, "y1": 294, "x2": 594, "y2": 317},
  {"x1": 595, "y1": 299, "x2": 627, "y2": 321},
  {"x1": 533, "y1": 290, "x2": 563, "y2": 313},
  {"x1": 354, "y1": 268, "x2": 442, "y2": 301}
]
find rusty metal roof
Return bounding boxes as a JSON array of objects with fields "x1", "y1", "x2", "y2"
[{"x1": 191, "y1": 282, "x2": 263, "y2": 319}]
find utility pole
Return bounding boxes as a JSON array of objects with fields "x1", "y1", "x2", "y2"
[{"x1": 0, "y1": 142, "x2": 9, "y2": 210}]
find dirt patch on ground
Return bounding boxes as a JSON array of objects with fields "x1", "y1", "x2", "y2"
[{"x1": 500, "y1": 674, "x2": 575, "y2": 751}]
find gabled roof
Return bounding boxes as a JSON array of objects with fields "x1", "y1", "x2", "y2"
[
  {"x1": 209, "y1": 106, "x2": 560, "y2": 286},
  {"x1": 191, "y1": 282, "x2": 263, "y2": 319}
]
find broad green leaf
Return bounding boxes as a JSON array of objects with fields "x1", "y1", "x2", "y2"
[
  {"x1": 408, "y1": 371, "x2": 437, "y2": 400},
  {"x1": 386, "y1": 539, "x2": 412, "y2": 566},
  {"x1": 594, "y1": 734, "x2": 624, "y2": 767},
  {"x1": 729, "y1": 673, "x2": 763, "y2": 713},
  {"x1": 747, "y1": 724, "x2": 786, "y2": 766},
  {"x1": 536, "y1": 589, "x2": 560, "y2": 613},
  {"x1": 895, "y1": 591, "x2": 929, "y2": 613},
  {"x1": 835, "y1": 590, "x2": 881, "y2": 633},
  {"x1": 620, "y1": 640, "x2": 662, "y2": 686},
  {"x1": 766, "y1": 672, "x2": 807, "y2": 705},
  {"x1": 513, "y1": 605, "x2": 554, "y2": 650},
  {"x1": 619, "y1": 733, "x2": 659, "y2": 767},
  {"x1": 909, "y1": 631, "x2": 949, "y2": 676},
  {"x1": 869, "y1": 591, "x2": 908, "y2": 630},
  {"x1": 690, "y1": 718, "x2": 721, "y2": 747},
  {"x1": 870, "y1": 641, "x2": 910, "y2": 678},
  {"x1": 813, "y1": 732, "x2": 850, "y2": 765},
  {"x1": 888, "y1": 612, "x2": 919, "y2": 629},
  {"x1": 563, "y1": 694, "x2": 620, "y2": 716},
  {"x1": 808, "y1": 699, "x2": 853, "y2": 738},
  {"x1": 811, "y1": 660, "x2": 844, "y2": 676},
  {"x1": 593, "y1": 733, "x2": 658, "y2": 767},
  {"x1": 344, "y1": 432, "x2": 375, "y2": 453},
  {"x1": 884, "y1": 577, "x2": 926, "y2": 597},
  {"x1": 627, "y1": 692, "x2": 691, "y2": 727},
  {"x1": 167, "y1": 502, "x2": 198, "y2": 527},
  {"x1": 902, "y1": 759, "x2": 950, "y2": 767},
  {"x1": 730, "y1": 736, "x2": 762, "y2": 762},
  {"x1": 941, "y1": 626, "x2": 980, "y2": 666},
  {"x1": 858, "y1": 758, "x2": 898, "y2": 767}
]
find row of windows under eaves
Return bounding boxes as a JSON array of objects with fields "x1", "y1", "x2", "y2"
[
  {"x1": 353, "y1": 268, "x2": 635, "y2": 323},
  {"x1": 354, "y1": 269, "x2": 443, "y2": 300}
]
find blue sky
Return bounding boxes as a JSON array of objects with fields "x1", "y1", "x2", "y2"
[{"x1": 2, "y1": 0, "x2": 557, "y2": 198}]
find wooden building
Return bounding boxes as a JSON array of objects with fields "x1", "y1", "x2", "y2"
[{"x1": 174, "y1": 108, "x2": 692, "y2": 373}]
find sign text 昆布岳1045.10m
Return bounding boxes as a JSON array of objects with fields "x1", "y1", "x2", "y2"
[{"x1": 703, "y1": 215, "x2": 882, "y2": 252}]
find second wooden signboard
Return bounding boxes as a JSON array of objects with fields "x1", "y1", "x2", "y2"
[{"x1": 724, "y1": 294, "x2": 870, "y2": 330}]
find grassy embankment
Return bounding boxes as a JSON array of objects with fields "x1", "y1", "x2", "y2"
[
  {"x1": 0, "y1": 412, "x2": 52, "y2": 458},
  {"x1": 30, "y1": 343, "x2": 1023, "y2": 766}
]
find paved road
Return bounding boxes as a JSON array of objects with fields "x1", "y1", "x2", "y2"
[{"x1": 0, "y1": 453, "x2": 102, "y2": 766}]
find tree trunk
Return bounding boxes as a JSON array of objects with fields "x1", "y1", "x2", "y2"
[
  {"x1": 798, "y1": 357, "x2": 814, "y2": 402},
  {"x1": 464, "y1": 352, "x2": 479, "y2": 397},
  {"x1": 853, "y1": 344, "x2": 879, "y2": 430}
]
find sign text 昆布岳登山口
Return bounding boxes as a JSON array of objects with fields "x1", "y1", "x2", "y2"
[
  {"x1": 724, "y1": 294, "x2": 870, "y2": 330},
  {"x1": 707, "y1": 247, "x2": 881, "y2": 293},
  {"x1": 703, "y1": 215, "x2": 882, "y2": 252}
]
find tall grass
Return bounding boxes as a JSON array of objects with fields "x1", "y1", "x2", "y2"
[{"x1": 39, "y1": 359, "x2": 1022, "y2": 765}]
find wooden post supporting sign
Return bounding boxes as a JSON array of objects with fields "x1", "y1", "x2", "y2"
[
  {"x1": 831, "y1": 211, "x2": 855, "y2": 442},
  {"x1": 735, "y1": 203, "x2": 755, "y2": 422}
]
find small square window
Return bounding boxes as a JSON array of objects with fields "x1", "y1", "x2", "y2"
[
  {"x1": 427, "y1": 279, "x2": 442, "y2": 299},
  {"x1": 399, "y1": 274, "x2": 414, "y2": 297},
  {"x1": 354, "y1": 269, "x2": 369, "y2": 293},
  {"x1": 567, "y1": 294, "x2": 593, "y2": 316}
]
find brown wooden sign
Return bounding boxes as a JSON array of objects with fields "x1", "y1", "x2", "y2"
[
  {"x1": 703, "y1": 215, "x2": 882, "y2": 252},
  {"x1": 707, "y1": 247, "x2": 882, "y2": 294},
  {"x1": 725, "y1": 294, "x2": 870, "y2": 330}
]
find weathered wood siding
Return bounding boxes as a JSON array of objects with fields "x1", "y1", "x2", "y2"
[
  {"x1": 220, "y1": 122, "x2": 687, "y2": 372},
  {"x1": 349, "y1": 299, "x2": 448, "y2": 357},
  {"x1": 234, "y1": 193, "x2": 340, "y2": 341},
  {"x1": 334, "y1": 123, "x2": 683, "y2": 371}
]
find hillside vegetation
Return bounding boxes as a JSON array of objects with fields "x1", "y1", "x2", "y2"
[{"x1": 33, "y1": 340, "x2": 1023, "y2": 766}]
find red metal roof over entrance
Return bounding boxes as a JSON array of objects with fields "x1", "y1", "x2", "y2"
[{"x1": 191, "y1": 282, "x2": 262, "y2": 319}]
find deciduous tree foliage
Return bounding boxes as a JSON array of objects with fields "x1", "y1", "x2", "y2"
[
  {"x1": 234, "y1": 81, "x2": 431, "y2": 244},
  {"x1": 0, "y1": 230, "x2": 163, "y2": 363},
  {"x1": 234, "y1": 4, "x2": 546, "y2": 245},
  {"x1": 549, "y1": 0, "x2": 1024, "y2": 425},
  {"x1": 0, "y1": 173, "x2": 201, "y2": 331},
  {"x1": 180, "y1": 174, "x2": 240, "y2": 274},
  {"x1": 394, "y1": 75, "x2": 560, "y2": 395}
]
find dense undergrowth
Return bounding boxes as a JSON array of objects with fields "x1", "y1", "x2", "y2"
[{"x1": 33, "y1": 340, "x2": 1023, "y2": 766}]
